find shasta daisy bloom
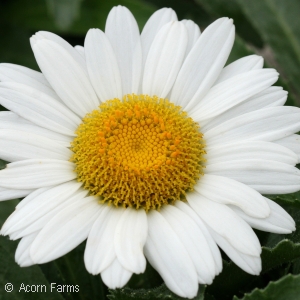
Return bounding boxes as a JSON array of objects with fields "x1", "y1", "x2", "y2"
[{"x1": 0, "y1": 5, "x2": 300, "y2": 298}]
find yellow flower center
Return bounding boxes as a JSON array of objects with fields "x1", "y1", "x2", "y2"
[{"x1": 71, "y1": 94, "x2": 205, "y2": 211}]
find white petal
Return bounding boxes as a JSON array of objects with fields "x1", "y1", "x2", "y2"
[
  {"x1": 30, "y1": 196, "x2": 101, "y2": 263},
  {"x1": 15, "y1": 232, "x2": 39, "y2": 267},
  {"x1": 141, "y1": 8, "x2": 177, "y2": 66},
  {"x1": 191, "y1": 69, "x2": 279, "y2": 121},
  {"x1": 0, "y1": 129, "x2": 72, "y2": 162},
  {"x1": 144, "y1": 210, "x2": 198, "y2": 299},
  {"x1": 84, "y1": 206, "x2": 124, "y2": 275},
  {"x1": 208, "y1": 228, "x2": 261, "y2": 275},
  {"x1": 8, "y1": 230, "x2": 22, "y2": 240},
  {"x1": 101, "y1": 258, "x2": 132, "y2": 289},
  {"x1": 0, "y1": 63, "x2": 60, "y2": 102},
  {"x1": 31, "y1": 31, "x2": 87, "y2": 71},
  {"x1": 74, "y1": 45, "x2": 85, "y2": 58},
  {"x1": 194, "y1": 174, "x2": 270, "y2": 218},
  {"x1": 85, "y1": 29, "x2": 122, "y2": 101},
  {"x1": 170, "y1": 18, "x2": 234, "y2": 110},
  {"x1": 230, "y1": 198, "x2": 295, "y2": 234},
  {"x1": 203, "y1": 87, "x2": 287, "y2": 132},
  {"x1": 13, "y1": 190, "x2": 88, "y2": 240},
  {"x1": 1, "y1": 181, "x2": 84, "y2": 237},
  {"x1": 32, "y1": 39, "x2": 99, "y2": 117},
  {"x1": 175, "y1": 201, "x2": 222, "y2": 275},
  {"x1": 181, "y1": 20, "x2": 201, "y2": 58},
  {"x1": 204, "y1": 106, "x2": 300, "y2": 147},
  {"x1": 0, "y1": 63, "x2": 49, "y2": 86},
  {"x1": 206, "y1": 140, "x2": 298, "y2": 166},
  {"x1": 0, "y1": 159, "x2": 76, "y2": 189},
  {"x1": 12, "y1": 190, "x2": 89, "y2": 240},
  {"x1": 187, "y1": 192, "x2": 261, "y2": 256},
  {"x1": 274, "y1": 134, "x2": 300, "y2": 163},
  {"x1": 0, "y1": 187, "x2": 34, "y2": 201},
  {"x1": 214, "y1": 55, "x2": 264, "y2": 85},
  {"x1": 115, "y1": 208, "x2": 147, "y2": 274},
  {"x1": 16, "y1": 186, "x2": 53, "y2": 210},
  {"x1": 143, "y1": 21, "x2": 188, "y2": 98},
  {"x1": 0, "y1": 112, "x2": 73, "y2": 147},
  {"x1": 205, "y1": 159, "x2": 300, "y2": 194},
  {"x1": 0, "y1": 82, "x2": 81, "y2": 135},
  {"x1": 161, "y1": 205, "x2": 216, "y2": 284},
  {"x1": 105, "y1": 6, "x2": 142, "y2": 95}
]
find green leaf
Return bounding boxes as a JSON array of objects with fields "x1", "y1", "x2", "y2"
[
  {"x1": 233, "y1": 274, "x2": 300, "y2": 300},
  {"x1": 107, "y1": 284, "x2": 205, "y2": 300},
  {"x1": 291, "y1": 258, "x2": 300, "y2": 275},
  {"x1": 237, "y1": 0, "x2": 300, "y2": 106},
  {"x1": 0, "y1": 236, "x2": 65, "y2": 300},
  {"x1": 262, "y1": 240, "x2": 300, "y2": 271}
]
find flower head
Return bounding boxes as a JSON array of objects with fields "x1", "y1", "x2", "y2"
[{"x1": 0, "y1": 5, "x2": 300, "y2": 299}]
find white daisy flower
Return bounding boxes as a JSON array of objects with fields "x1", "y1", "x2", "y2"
[{"x1": 0, "y1": 5, "x2": 300, "y2": 299}]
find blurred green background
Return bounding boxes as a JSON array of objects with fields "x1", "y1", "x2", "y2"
[{"x1": 1, "y1": 0, "x2": 300, "y2": 300}]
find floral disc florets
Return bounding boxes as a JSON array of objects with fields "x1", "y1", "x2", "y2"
[{"x1": 71, "y1": 94, "x2": 205, "y2": 211}]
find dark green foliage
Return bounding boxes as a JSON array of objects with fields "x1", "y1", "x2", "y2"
[
  {"x1": 107, "y1": 284, "x2": 206, "y2": 300},
  {"x1": 233, "y1": 274, "x2": 300, "y2": 300}
]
